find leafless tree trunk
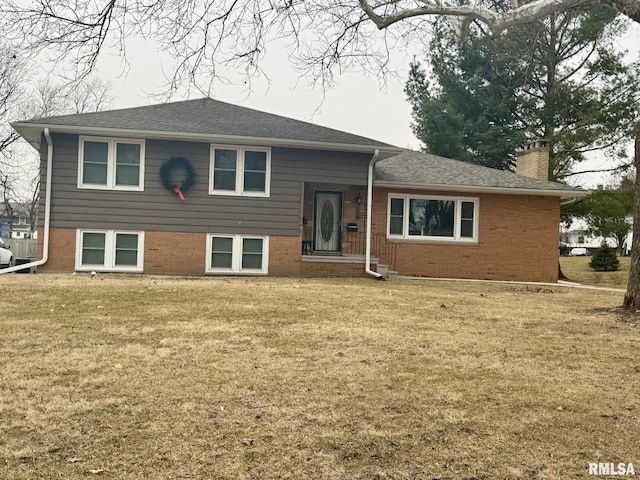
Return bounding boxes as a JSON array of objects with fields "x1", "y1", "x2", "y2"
[
  {"x1": 28, "y1": 178, "x2": 39, "y2": 234},
  {"x1": 623, "y1": 125, "x2": 640, "y2": 310},
  {"x1": 0, "y1": 172, "x2": 16, "y2": 233}
]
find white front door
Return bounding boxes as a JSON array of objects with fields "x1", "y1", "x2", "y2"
[{"x1": 314, "y1": 192, "x2": 342, "y2": 252}]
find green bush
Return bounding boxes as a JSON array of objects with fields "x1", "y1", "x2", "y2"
[{"x1": 589, "y1": 244, "x2": 620, "y2": 272}]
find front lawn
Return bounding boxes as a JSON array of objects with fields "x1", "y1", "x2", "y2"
[
  {"x1": 0, "y1": 275, "x2": 637, "y2": 479},
  {"x1": 560, "y1": 255, "x2": 630, "y2": 288}
]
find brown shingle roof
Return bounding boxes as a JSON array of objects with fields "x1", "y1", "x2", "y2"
[
  {"x1": 375, "y1": 150, "x2": 585, "y2": 197},
  {"x1": 13, "y1": 97, "x2": 396, "y2": 151}
]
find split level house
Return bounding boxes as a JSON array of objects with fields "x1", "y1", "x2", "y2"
[{"x1": 11, "y1": 98, "x2": 584, "y2": 282}]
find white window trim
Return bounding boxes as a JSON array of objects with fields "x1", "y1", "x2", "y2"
[
  {"x1": 386, "y1": 193, "x2": 479, "y2": 243},
  {"x1": 78, "y1": 136, "x2": 145, "y2": 191},
  {"x1": 75, "y1": 229, "x2": 145, "y2": 273},
  {"x1": 205, "y1": 234, "x2": 269, "y2": 275},
  {"x1": 209, "y1": 144, "x2": 271, "y2": 197}
]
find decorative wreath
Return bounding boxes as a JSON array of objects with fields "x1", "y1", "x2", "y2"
[{"x1": 159, "y1": 157, "x2": 196, "y2": 201}]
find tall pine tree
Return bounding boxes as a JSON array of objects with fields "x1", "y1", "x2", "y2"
[{"x1": 406, "y1": 7, "x2": 639, "y2": 181}]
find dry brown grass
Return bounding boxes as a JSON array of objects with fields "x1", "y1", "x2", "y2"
[{"x1": 0, "y1": 274, "x2": 638, "y2": 480}]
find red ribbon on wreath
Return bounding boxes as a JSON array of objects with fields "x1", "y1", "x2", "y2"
[{"x1": 174, "y1": 183, "x2": 185, "y2": 201}]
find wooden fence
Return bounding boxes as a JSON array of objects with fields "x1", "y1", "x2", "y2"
[{"x1": 3, "y1": 238, "x2": 37, "y2": 258}]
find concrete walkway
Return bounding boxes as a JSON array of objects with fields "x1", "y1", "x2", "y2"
[{"x1": 397, "y1": 275, "x2": 626, "y2": 293}]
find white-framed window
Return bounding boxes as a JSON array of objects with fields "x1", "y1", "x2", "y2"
[
  {"x1": 78, "y1": 136, "x2": 145, "y2": 190},
  {"x1": 387, "y1": 194, "x2": 478, "y2": 242},
  {"x1": 209, "y1": 145, "x2": 271, "y2": 197},
  {"x1": 206, "y1": 234, "x2": 269, "y2": 274},
  {"x1": 75, "y1": 229, "x2": 145, "y2": 272}
]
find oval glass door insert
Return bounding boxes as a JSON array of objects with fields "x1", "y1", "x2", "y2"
[{"x1": 320, "y1": 200, "x2": 334, "y2": 242}]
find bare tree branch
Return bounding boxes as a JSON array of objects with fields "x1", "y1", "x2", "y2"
[
  {"x1": 563, "y1": 162, "x2": 632, "y2": 177},
  {"x1": 2, "y1": 0, "x2": 635, "y2": 95}
]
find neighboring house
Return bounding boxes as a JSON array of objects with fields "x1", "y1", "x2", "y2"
[
  {"x1": 560, "y1": 216, "x2": 632, "y2": 252},
  {"x1": 623, "y1": 215, "x2": 634, "y2": 255},
  {"x1": 11, "y1": 98, "x2": 584, "y2": 281},
  {"x1": 560, "y1": 218, "x2": 613, "y2": 250},
  {"x1": 0, "y1": 203, "x2": 37, "y2": 239}
]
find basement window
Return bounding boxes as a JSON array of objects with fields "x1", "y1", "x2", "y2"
[
  {"x1": 387, "y1": 194, "x2": 478, "y2": 242},
  {"x1": 206, "y1": 234, "x2": 269, "y2": 274},
  {"x1": 76, "y1": 229, "x2": 144, "y2": 272}
]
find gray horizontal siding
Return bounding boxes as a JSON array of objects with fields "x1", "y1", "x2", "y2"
[
  {"x1": 272, "y1": 147, "x2": 370, "y2": 185},
  {"x1": 39, "y1": 134, "x2": 371, "y2": 236}
]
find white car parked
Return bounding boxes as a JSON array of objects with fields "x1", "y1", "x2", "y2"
[
  {"x1": 0, "y1": 240, "x2": 13, "y2": 268},
  {"x1": 569, "y1": 247, "x2": 589, "y2": 256}
]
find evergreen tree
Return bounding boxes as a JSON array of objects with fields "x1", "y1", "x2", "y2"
[
  {"x1": 590, "y1": 243, "x2": 620, "y2": 271},
  {"x1": 405, "y1": 8, "x2": 640, "y2": 181}
]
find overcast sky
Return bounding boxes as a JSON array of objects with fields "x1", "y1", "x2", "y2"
[
  {"x1": 82, "y1": 20, "x2": 640, "y2": 188},
  {"x1": 95, "y1": 35, "x2": 419, "y2": 149}
]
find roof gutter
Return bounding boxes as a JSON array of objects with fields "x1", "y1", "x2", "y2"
[
  {"x1": 1, "y1": 128, "x2": 52, "y2": 274},
  {"x1": 374, "y1": 180, "x2": 587, "y2": 199},
  {"x1": 561, "y1": 196, "x2": 583, "y2": 206},
  {"x1": 365, "y1": 149, "x2": 384, "y2": 280}
]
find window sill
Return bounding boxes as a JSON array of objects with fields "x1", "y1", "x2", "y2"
[
  {"x1": 387, "y1": 236, "x2": 478, "y2": 246},
  {"x1": 205, "y1": 270, "x2": 268, "y2": 275},
  {"x1": 208, "y1": 191, "x2": 270, "y2": 198},
  {"x1": 78, "y1": 184, "x2": 144, "y2": 192},
  {"x1": 75, "y1": 266, "x2": 144, "y2": 273}
]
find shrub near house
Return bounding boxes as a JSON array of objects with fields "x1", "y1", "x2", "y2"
[{"x1": 589, "y1": 244, "x2": 620, "y2": 272}]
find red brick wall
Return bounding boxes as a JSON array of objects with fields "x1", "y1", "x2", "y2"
[
  {"x1": 36, "y1": 227, "x2": 76, "y2": 272},
  {"x1": 37, "y1": 228, "x2": 302, "y2": 277},
  {"x1": 341, "y1": 185, "x2": 367, "y2": 254},
  {"x1": 38, "y1": 186, "x2": 560, "y2": 282},
  {"x1": 301, "y1": 260, "x2": 375, "y2": 278},
  {"x1": 371, "y1": 188, "x2": 560, "y2": 282},
  {"x1": 269, "y1": 236, "x2": 302, "y2": 276},
  {"x1": 145, "y1": 231, "x2": 207, "y2": 275}
]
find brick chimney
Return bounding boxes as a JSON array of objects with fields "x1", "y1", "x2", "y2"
[{"x1": 516, "y1": 140, "x2": 549, "y2": 181}]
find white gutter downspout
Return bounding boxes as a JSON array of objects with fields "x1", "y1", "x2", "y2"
[
  {"x1": 365, "y1": 148, "x2": 384, "y2": 280},
  {"x1": 561, "y1": 196, "x2": 581, "y2": 206},
  {"x1": 1, "y1": 128, "x2": 52, "y2": 274}
]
